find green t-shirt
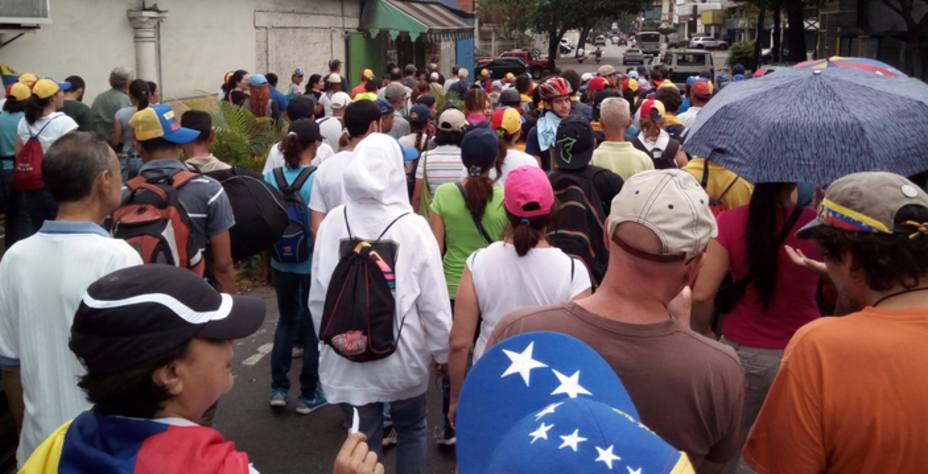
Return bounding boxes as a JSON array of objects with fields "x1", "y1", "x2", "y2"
[
  {"x1": 90, "y1": 88, "x2": 131, "y2": 139},
  {"x1": 62, "y1": 100, "x2": 95, "y2": 132},
  {"x1": 431, "y1": 182, "x2": 508, "y2": 297}
]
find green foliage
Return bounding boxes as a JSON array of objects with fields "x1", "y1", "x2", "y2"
[
  {"x1": 183, "y1": 100, "x2": 286, "y2": 172},
  {"x1": 729, "y1": 40, "x2": 758, "y2": 70}
]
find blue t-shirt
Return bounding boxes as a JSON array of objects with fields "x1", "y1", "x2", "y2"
[
  {"x1": 0, "y1": 111, "x2": 24, "y2": 169},
  {"x1": 264, "y1": 165, "x2": 317, "y2": 275},
  {"x1": 270, "y1": 88, "x2": 289, "y2": 114}
]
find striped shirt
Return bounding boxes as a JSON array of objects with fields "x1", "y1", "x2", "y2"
[{"x1": 415, "y1": 145, "x2": 465, "y2": 195}]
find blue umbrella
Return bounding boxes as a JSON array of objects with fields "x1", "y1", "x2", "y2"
[{"x1": 683, "y1": 67, "x2": 928, "y2": 184}]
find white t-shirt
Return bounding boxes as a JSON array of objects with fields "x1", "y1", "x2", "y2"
[
  {"x1": 262, "y1": 141, "x2": 334, "y2": 174},
  {"x1": 317, "y1": 116, "x2": 344, "y2": 153},
  {"x1": 491, "y1": 149, "x2": 540, "y2": 185},
  {"x1": 467, "y1": 242, "x2": 591, "y2": 359},
  {"x1": 0, "y1": 221, "x2": 142, "y2": 466},
  {"x1": 17, "y1": 112, "x2": 79, "y2": 152},
  {"x1": 309, "y1": 150, "x2": 353, "y2": 213},
  {"x1": 677, "y1": 106, "x2": 702, "y2": 129}
]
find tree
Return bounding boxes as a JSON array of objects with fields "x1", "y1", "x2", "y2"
[
  {"x1": 880, "y1": 0, "x2": 928, "y2": 77},
  {"x1": 784, "y1": 0, "x2": 807, "y2": 62}
]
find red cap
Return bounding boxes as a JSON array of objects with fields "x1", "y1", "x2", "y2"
[
  {"x1": 504, "y1": 166, "x2": 555, "y2": 218},
  {"x1": 691, "y1": 80, "x2": 713, "y2": 99},
  {"x1": 588, "y1": 76, "x2": 607, "y2": 95}
]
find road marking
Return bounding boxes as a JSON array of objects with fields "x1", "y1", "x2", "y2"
[{"x1": 242, "y1": 343, "x2": 273, "y2": 367}]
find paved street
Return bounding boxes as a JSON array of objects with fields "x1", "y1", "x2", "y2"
[{"x1": 214, "y1": 286, "x2": 457, "y2": 474}]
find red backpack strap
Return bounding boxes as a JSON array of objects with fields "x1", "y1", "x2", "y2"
[{"x1": 170, "y1": 170, "x2": 199, "y2": 189}]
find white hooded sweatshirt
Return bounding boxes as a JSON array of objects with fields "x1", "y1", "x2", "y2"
[{"x1": 310, "y1": 133, "x2": 452, "y2": 406}]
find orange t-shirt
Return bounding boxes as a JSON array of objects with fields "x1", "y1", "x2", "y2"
[{"x1": 744, "y1": 306, "x2": 928, "y2": 473}]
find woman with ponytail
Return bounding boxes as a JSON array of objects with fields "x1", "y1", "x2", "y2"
[
  {"x1": 446, "y1": 165, "x2": 592, "y2": 427},
  {"x1": 262, "y1": 118, "x2": 327, "y2": 414},
  {"x1": 489, "y1": 106, "x2": 539, "y2": 185},
  {"x1": 112, "y1": 79, "x2": 150, "y2": 154},
  {"x1": 428, "y1": 127, "x2": 508, "y2": 445},
  {"x1": 15, "y1": 79, "x2": 78, "y2": 232}
]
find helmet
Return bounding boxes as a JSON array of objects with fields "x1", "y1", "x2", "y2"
[{"x1": 539, "y1": 77, "x2": 572, "y2": 101}]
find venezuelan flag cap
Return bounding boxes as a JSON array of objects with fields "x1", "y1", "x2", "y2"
[
  {"x1": 71, "y1": 265, "x2": 265, "y2": 375},
  {"x1": 129, "y1": 104, "x2": 200, "y2": 144},
  {"x1": 798, "y1": 172, "x2": 928, "y2": 239}
]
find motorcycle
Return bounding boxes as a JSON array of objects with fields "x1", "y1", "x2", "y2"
[
  {"x1": 576, "y1": 47, "x2": 586, "y2": 63},
  {"x1": 594, "y1": 47, "x2": 602, "y2": 64}
]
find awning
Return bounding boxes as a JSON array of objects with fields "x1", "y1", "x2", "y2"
[{"x1": 361, "y1": 0, "x2": 473, "y2": 42}]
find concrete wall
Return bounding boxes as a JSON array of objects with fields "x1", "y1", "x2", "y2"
[{"x1": 0, "y1": 0, "x2": 360, "y2": 102}]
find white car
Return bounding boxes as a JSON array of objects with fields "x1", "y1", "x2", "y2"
[
  {"x1": 622, "y1": 48, "x2": 645, "y2": 65},
  {"x1": 689, "y1": 36, "x2": 728, "y2": 50}
]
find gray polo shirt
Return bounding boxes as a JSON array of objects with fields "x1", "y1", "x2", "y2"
[{"x1": 122, "y1": 159, "x2": 235, "y2": 263}]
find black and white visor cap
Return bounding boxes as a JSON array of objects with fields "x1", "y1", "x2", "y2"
[{"x1": 70, "y1": 264, "x2": 265, "y2": 374}]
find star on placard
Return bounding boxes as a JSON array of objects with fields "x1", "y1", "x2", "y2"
[
  {"x1": 534, "y1": 401, "x2": 564, "y2": 420},
  {"x1": 529, "y1": 422, "x2": 554, "y2": 444},
  {"x1": 595, "y1": 445, "x2": 622, "y2": 470},
  {"x1": 550, "y1": 369, "x2": 592, "y2": 398},
  {"x1": 626, "y1": 467, "x2": 642, "y2": 474},
  {"x1": 558, "y1": 429, "x2": 588, "y2": 452},
  {"x1": 500, "y1": 342, "x2": 548, "y2": 386}
]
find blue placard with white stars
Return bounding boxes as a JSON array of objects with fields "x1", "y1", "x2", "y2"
[{"x1": 457, "y1": 332, "x2": 691, "y2": 474}]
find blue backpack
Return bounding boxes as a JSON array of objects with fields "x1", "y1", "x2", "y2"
[{"x1": 272, "y1": 166, "x2": 314, "y2": 263}]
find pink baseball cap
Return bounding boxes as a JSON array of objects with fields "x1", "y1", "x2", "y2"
[{"x1": 504, "y1": 166, "x2": 555, "y2": 218}]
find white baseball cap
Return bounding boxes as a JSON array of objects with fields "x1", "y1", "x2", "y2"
[
  {"x1": 607, "y1": 169, "x2": 718, "y2": 261},
  {"x1": 330, "y1": 91, "x2": 351, "y2": 109}
]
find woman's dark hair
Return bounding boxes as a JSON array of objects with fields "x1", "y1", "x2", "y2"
[
  {"x1": 506, "y1": 209, "x2": 554, "y2": 256},
  {"x1": 3, "y1": 95, "x2": 25, "y2": 113},
  {"x1": 815, "y1": 204, "x2": 928, "y2": 292},
  {"x1": 434, "y1": 129, "x2": 464, "y2": 147},
  {"x1": 24, "y1": 95, "x2": 53, "y2": 124},
  {"x1": 745, "y1": 183, "x2": 793, "y2": 310},
  {"x1": 654, "y1": 87, "x2": 682, "y2": 114},
  {"x1": 305, "y1": 74, "x2": 322, "y2": 94},
  {"x1": 493, "y1": 129, "x2": 519, "y2": 179},
  {"x1": 147, "y1": 81, "x2": 158, "y2": 97},
  {"x1": 223, "y1": 70, "x2": 248, "y2": 98},
  {"x1": 79, "y1": 342, "x2": 190, "y2": 419},
  {"x1": 129, "y1": 79, "x2": 151, "y2": 111},
  {"x1": 279, "y1": 132, "x2": 307, "y2": 169},
  {"x1": 463, "y1": 171, "x2": 495, "y2": 224},
  {"x1": 464, "y1": 88, "x2": 489, "y2": 116}
]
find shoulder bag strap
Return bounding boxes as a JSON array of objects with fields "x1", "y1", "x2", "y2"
[
  {"x1": 700, "y1": 158, "x2": 710, "y2": 189},
  {"x1": 455, "y1": 182, "x2": 493, "y2": 244},
  {"x1": 272, "y1": 167, "x2": 289, "y2": 192},
  {"x1": 375, "y1": 212, "x2": 411, "y2": 242},
  {"x1": 343, "y1": 205, "x2": 353, "y2": 240}
]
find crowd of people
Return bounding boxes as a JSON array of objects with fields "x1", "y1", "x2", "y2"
[{"x1": 0, "y1": 53, "x2": 927, "y2": 474}]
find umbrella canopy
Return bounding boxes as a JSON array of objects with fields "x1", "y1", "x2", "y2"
[
  {"x1": 795, "y1": 56, "x2": 905, "y2": 78},
  {"x1": 683, "y1": 67, "x2": 928, "y2": 184}
]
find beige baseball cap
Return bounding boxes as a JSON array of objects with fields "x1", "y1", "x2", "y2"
[
  {"x1": 597, "y1": 64, "x2": 617, "y2": 77},
  {"x1": 797, "y1": 171, "x2": 928, "y2": 238},
  {"x1": 608, "y1": 169, "x2": 718, "y2": 261},
  {"x1": 438, "y1": 109, "x2": 468, "y2": 132}
]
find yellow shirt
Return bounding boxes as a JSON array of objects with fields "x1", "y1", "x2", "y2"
[
  {"x1": 683, "y1": 158, "x2": 753, "y2": 211},
  {"x1": 590, "y1": 141, "x2": 654, "y2": 181}
]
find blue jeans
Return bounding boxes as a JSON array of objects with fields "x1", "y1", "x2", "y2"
[
  {"x1": 270, "y1": 269, "x2": 319, "y2": 398},
  {"x1": 339, "y1": 393, "x2": 428, "y2": 474}
]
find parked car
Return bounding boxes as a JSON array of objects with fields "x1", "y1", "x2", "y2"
[
  {"x1": 594, "y1": 35, "x2": 606, "y2": 46},
  {"x1": 622, "y1": 48, "x2": 646, "y2": 65},
  {"x1": 475, "y1": 57, "x2": 528, "y2": 80},
  {"x1": 500, "y1": 49, "x2": 551, "y2": 78},
  {"x1": 689, "y1": 35, "x2": 728, "y2": 50},
  {"x1": 657, "y1": 49, "x2": 716, "y2": 84}
]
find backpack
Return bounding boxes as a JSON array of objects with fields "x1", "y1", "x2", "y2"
[
  {"x1": 630, "y1": 136, "x2": 680, "y2": 170},
  {"x1": 13, "y1": 117, "x2": 58, "y2": 190},
  {"x1": 546, "y1": 168, "x2": 609, "y2": 285},
  {"x1": 112, "y1": 171, "x2": 204, "y2": 276},
  {"x1": 319, "y1": 208, "x2": 410, "y2": 362},
  {"x1": 271, "y1": 167, "x2": 315, "y2": 264},
  {"x1": 699, "y1": 160, "x2": 740, "y2": 218},
  {"x1": 195, "y1": 166, "x2": 289, "y2": 262}
]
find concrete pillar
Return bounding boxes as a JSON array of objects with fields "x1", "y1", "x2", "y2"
[{"x1": 127, "y1": 9, "x2": 169, "y2": 83}]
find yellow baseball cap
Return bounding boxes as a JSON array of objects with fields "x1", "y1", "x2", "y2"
[
  {"x1": 481, "y1": 68, "x2": 490, "y2": 78},
  {"x1": 362, "y1": 68, "x2": 374, "y2": 80},
  {"x1": 658, "y1": 79, "x2": 678, "y2": 91},
  {"x1": 505, "y1": 72, "x2": 516, "y2": 82},
  {"x1": 32, "y1": 79, "x2": 70, "y2": 100},
  {"x1": 129, "y1": 104, "x2": 199, "y2": 144},
  {"x1": 18, "y1": 72, "x2": 38, "y2": 87},
  {"x1": 6, "y1": 82, "x2": 31, "y2": 102}
]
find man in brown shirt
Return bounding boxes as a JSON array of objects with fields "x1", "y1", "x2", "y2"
[{"x1": 488, "y1": 169, "x2": 744, "y2": 472}]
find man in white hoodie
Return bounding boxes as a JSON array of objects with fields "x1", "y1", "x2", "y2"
[{"x1": 310, "y1": 133, "x2": 452, "y2": 474}]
